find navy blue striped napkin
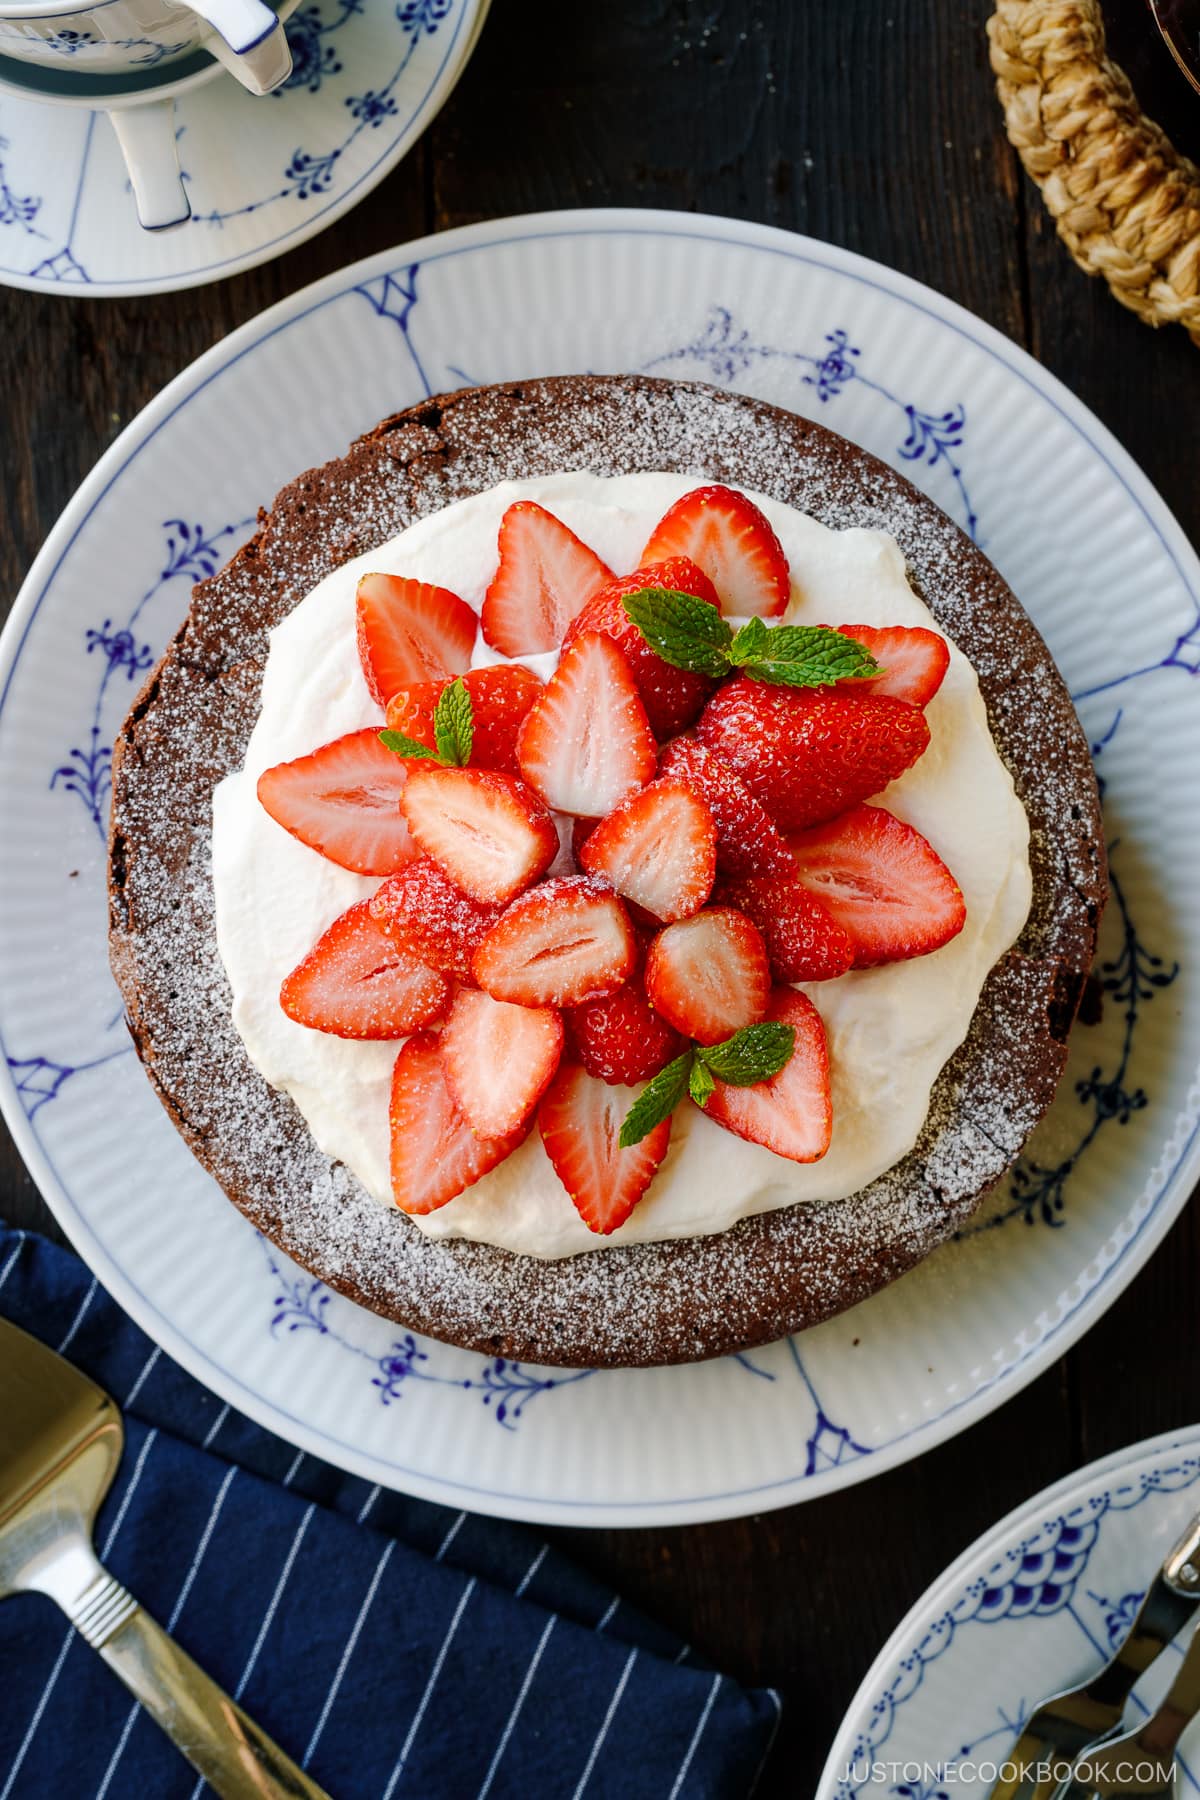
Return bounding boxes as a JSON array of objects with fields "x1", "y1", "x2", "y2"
[{"x1": 0, "y1": 1225, "x2": 781, "y2": 1798}]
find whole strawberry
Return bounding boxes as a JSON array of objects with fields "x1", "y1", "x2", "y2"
[
  {"x1": 563, "y1": 557, "x2": 721, "y2": 738},
  {"x1": 696, "y1": 675, "x2": 930, "y2": 831}
]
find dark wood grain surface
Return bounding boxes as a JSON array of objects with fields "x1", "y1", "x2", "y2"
[{"x1": 2, "y1": 3, "x2": 1199, "y2": 1791}]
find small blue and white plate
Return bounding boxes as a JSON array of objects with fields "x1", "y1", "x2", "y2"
[
  {"x1": 0, "y1": 0, "x2": 488, "y2": 295},
  {"x1": 819, "y1": 1426, "x2": 1200, "y2": 1796},
  {"x1": 1, "y1": 210, "x2": 1198, "y2": 1525}
]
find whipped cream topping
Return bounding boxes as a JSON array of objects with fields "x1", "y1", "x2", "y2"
[{"x1": 212, "y1": 472, "x2": 1032, "y2": 1260}]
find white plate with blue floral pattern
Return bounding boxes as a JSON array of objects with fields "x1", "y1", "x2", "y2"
[
  {"x1": 0, "y1": 0, "x2": 487, "y2": 295},
  {"x1": 818, "y1": 1426, "x2": 1200, "y2": 1797},
  {"x1": 1, "y1": 210, "x2": 1198, "y2": 1526}
]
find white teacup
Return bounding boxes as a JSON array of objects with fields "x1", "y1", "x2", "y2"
[{"x1": 0, "y1": 0, "x2": 291, "y2": 89}]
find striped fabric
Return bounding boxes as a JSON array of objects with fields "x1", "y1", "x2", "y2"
[{"x1": 0, "y1": 1228, "x2": 781, "y2": 1798}]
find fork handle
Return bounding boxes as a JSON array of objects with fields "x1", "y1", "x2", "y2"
[{"x1": 67, "y1": 1568, "x2": 329, "y2": 1799}]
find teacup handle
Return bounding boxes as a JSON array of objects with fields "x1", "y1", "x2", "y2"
[
  {"x1": 185, "y1": 0, "x2": 293, "y2": 94},
  {"x1": 106, "y1": 101, "x2": 190, "y2": 232}
]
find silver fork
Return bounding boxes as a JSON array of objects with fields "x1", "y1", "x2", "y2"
[
  {"x1": 1056, "y1": 1616, "x2": 1200, "y2": 1797},
  {"x1": 0, "y1": 1316, "x2": 329, "y2": 1799},
  {"x1": 987, "y1": 1510, "x2": 1200, "y2": 1800}
]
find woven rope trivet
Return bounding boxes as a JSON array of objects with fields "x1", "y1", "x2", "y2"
[{"x1": 988, "y1": 0, "x2": 1200, "y2": 342}]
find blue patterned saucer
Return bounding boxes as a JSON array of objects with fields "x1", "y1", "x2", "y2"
[{"x1": 0, "y1": 0, "x2": 488, "y2": 294}]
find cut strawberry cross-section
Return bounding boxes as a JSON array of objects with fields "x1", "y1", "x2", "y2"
[
  {"x1": 832, "y1": 622, "x2": 950, "y2": 709},
  {"x1": 704, "y1": 989, "x2": 832, "y2": 1164},
  {"x1": 472, "y1": 875, "x2": 637, "y2": 1008},
  {"x1": 696, "y1": 675, "x2": 931, "y2": 831},
  {"x1": 566, "y1": 974, "x2": 684, "y2": 1086},
  {"x1": 370, "y1": 857, "x2": 503, "y2": 983},
  {"x1": 439, "y1": 987, "x2": 564, "y2": 1138},
  {"x1": 257, "y1": 728, "x2": 418, "y2": 875},
  {"x1": 714, "y1": 873, "x2": 854, "y2": 983},
  {"x1": 399, "y1": 764, "x2": 558, "y2": 904},
  {"x1": 389, "y1": 1032, "x2": 527, "y2": 1215},
  {"x1": 385, "y1": 664, "x2": 543, "y2": 775},
  {"x1": 356, "y1": 573, "x2": 476, "y2": 706},
  {"x1": 517, "y1": 631, "x2": 657, "y2": 817},
  {"x1": 562, "y1": 556, "x2": 722, "y2": 738},
  {"x1": 279, "y1": 899, "x2": 450, "y2": 1039},
  {"x1": 657, "y1": 738, "x2": 794, "y2": 879},
  {"x1": 644, "y1": 906, "x2": 771, "y2": 1046},
  {"x1": 579, "y1": 777, "x2": 716, "y2": 923},
  {"x1": 539, "y1": 1061, "x2": 671, "y2": 1235},
  {"x1": 787, "y1": 803, "x2": 967, "y2": 967},
  {"x1": 640, "y1": 484, "x2": 790, "y2": 618},
  {"x1": 481, "y1": 501, "x2": 614, "y2": 656}
]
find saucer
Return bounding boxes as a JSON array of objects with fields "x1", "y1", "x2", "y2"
[{"x1": 0, "y1": 0, "x2": 488, "y2": 295}]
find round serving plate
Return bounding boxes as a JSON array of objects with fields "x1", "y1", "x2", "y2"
[
  {"x1": 0, "y1": 0, "x2": 488, "y2": 296},
  {"x1": 818, "y1": 1424, "x2": 1200, "y2": 1795},
  {"x1": 1, "y1": 209, "x2": 1198, "y2": 1527}
]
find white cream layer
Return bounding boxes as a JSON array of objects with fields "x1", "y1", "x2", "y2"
[{"x1": 212, "y1": 471, "x2": 1032, "y2": 1259}]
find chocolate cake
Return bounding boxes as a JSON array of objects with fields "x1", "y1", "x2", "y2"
[{"x1": 107, "y1": 375, "x2": 1106, "y2": 1368}]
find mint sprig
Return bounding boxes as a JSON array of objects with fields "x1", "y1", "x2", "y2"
[
  {"x1": 620, "y1": 587, "x2": 881, "y2": 689},
  {"x1": 619, "y1": 1021, "x2": 797, "y2": 1147},
  {"x1": 380, "y1": 677, "x2": 474, "y2": 767}
]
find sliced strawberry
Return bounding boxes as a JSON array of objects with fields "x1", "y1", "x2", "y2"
[
  {"x1": 567, "y1": 977, "x2": 684, "y2": 1085},
  {"x1": 570, "y1": 815, "x2": 602, "y2": 867},
  {"x1": 279, "y1": 899, "x2": 450, "y2": 1039},
  {"x1": 713, "y1": 874, "x2": 854, "y2": 983},
  {"x1": 481, "y1": 502, "x2": 614, "y2": 656},
  {"x1": 356, "y1": 574, "x2": 476, "y2": 706},
  {"x1": 696, "y1": 676, "x2": 930, "y2": 832},
  {"x1": 472, "y1": 875, "x2": 637, "y2": 1007},
  {"x1": 657, "y1": 738, "x2": 794, "y2": 879},
  {"x1": 579, "y1": 778, "x2": 716, "y2": 923},
  {"x1": 257, "y1": 728, "x2": 417, "y2": 875},
  {"x1": 389, "y1": 1033, "x2": 526, "y2": 1214},
  {"x1": 516, "y1": 631, "x2": 656, "y2": 816},
  {"x1": 370, "y1": 857, "x2": 503, "y2": 983},
  {"x1": 562, "y1": 557, "x2": 721, "y2": 737},
  {"x1": 644, "y1": 906, "x2": 771, "y2": 1046},
  {"x1": 640, "y1": 484, "x2": 790, "y2": 618},
  {"x1": 833, "y1": 623, "x2": 950, "y2": 708},
  {"x1": 539, "y1": 1061, "x2": 671, "y2": 1234},
  {"x1": 384, "y1": 664, "x2": 543, "y2": 775},
  {"x1": 787, "y1": 804, "x2": 966, "y2": 966},
  {"x1": 704, "y1": 989, "x2": 832, "y2": 1164},
  {"x1": 399, "y1": 765, "x2": 558, "y2": 904},
  {"x1": 439, "y1": 987, "x2": 563, "y2": 1137}
]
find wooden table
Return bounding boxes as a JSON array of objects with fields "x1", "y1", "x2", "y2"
[{"x1": 3, "y1": 3, "x2": 1198, "y2": 1790}]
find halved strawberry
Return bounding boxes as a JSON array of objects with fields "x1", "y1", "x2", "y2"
[
  {"x1": 481, "y1": 502, "x2": 614, "y2": 656},
  {"x1": 713, "y1": 874, "x2": 854, "y2": 983},
  {"x1": 657, "y1": 738, "x2": 794, "y2": 879},
  {"x1": 370, "y1": 857, "x2": 503, "y2": 983},
  {"x1": 439, "y1": 987, "x2": 564, "y2": 1137},
  {"x1": 384, "y1": 664, "x2": 544, "y2": 775},
  {"x1": 787, "y1": 804, "x2": 966, "y2": 966},
  {"x1": 570, "y1": 815, "x2": 602, "y2": 866},
  {"x1": 399, "y1": 765, "x2": 558, "y2": 904},
  {"x1": 696, "y1": 676, "x2": 931, "y2": 831},
  {"x1": 257, "y1": 729, "x2": 417, "y2": 875},
  {"x1": 472, "y1": 876, "x2": 637, "y2": 1007},
  {"x1": 640, "y1": 484, "x2": 790, "y2": 618},
  {"x1": 579, "y1": 778, "x2": 716, "y2": 923},
  {"x1": 516, "y1": 632, "x2": 656, "y2": 817},
  {"x1": 567, "y1": 977, "x2": 684, "y2": 1085},
  {"x1": 389, "y1": 1033, "x2": 526, "y2": 1214},
  {"x1": 279, "y1": 899, "x2": 450, "y2": 1039},
  {"x1": 562, "y1": 557, "x2": 721, "y2": 737},
  {"x1": 356, "y1": 574, "x2": 476, "y2": 706},
  {"x1": 704, "y1": 989, "x2": 832, "y2": 1164},
  {"x1": 833, "y1": 623, "x2": 950, "y2": 708},
  {"x1": 539, "y1": 1062, "x2": 671, "y2": 1234},
  {"x1": 644, "y1": 906, "x2": 771, "y2": 1046}
]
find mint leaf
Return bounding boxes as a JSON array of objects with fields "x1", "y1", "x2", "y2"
[
  {"x1": 434, "y1": 678, "x2": 474, "y2": 767},
  {"x1": 688, "y1": 1057, "x2": 716, "y2": 1108},
  {"x1": 379, "y1": 728, "x2": 436, "y2": 760},
  {"x1": 729, "y1": 623, "x2": 880, "y2": 688},
  {"x1": 619, "y1": 1050, "x2": 694, "y2": 1148},
  {"x1": 699, "y1": 1022, "x2": 796, "y2": 1086},
  {"x1": 621, "y1": 587, "x2": 734, "y2": 678}
]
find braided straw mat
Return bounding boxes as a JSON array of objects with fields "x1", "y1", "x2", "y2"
[{"x1": 988, "y1": 0, "x2": 1200, "y2": 342}]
